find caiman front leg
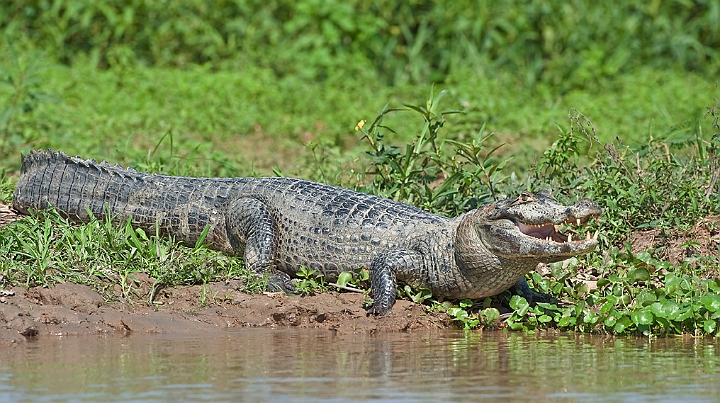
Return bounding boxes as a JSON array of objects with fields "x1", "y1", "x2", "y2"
[
  {"x1": 225, "y1": 198, "x2": 295, "y2": 293},
  {"x1": 510, "y1": 277, "x2": 552, "y2": 304},
  {"x1": 367, "y1": 250, "x2": 424, "y2": 315}
]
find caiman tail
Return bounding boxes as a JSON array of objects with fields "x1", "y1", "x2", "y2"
[{"x1": 12, "y1": 149, "x2": 242, "y2": 251}]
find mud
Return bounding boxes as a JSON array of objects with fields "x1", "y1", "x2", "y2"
[
  {"x1": 628, "y1": 216, "x2": 720, "y2": 267},
  {"x1": 0, "y1": 203, "x2": 18, "y2": 226},
  {"x1": 0, "y1": 279, "x2": 452, "y2": 345}
]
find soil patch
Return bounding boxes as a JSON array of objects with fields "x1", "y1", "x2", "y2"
[
  {"x1": 0, "y1": 203, "x2": 19, "y2": 226},
  {"x1": 0, "y1": 281, "x2": 451, "y2": 345},
  {"x1": 628, "y1": 216, "x2": 720, "y2": 267}
]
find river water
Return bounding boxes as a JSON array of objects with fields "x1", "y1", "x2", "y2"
[{"x1": 0, "y1": 329, "x2": 718, "y2": 402}]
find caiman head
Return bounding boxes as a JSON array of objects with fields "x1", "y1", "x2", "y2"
[
  {"x1": 457, "y1": 190, "x2": 602, "y2": 265},
  {"x1": 451, "y1": 190, "x2": 601, "y2": 299}
]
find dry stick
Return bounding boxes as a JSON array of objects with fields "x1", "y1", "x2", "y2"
[
  {"x1": 328, "y1": 283, "x2": 365, "y2": 293},
  {"x1": 706, "y1": 167, "x2": 720, "y2": 198}
]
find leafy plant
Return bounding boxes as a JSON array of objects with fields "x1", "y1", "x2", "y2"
[
  {"x1": 397, "y1": 284, "x2": 432, "y2": 305},
  {"x1": 295, "y1": 266, "x2": 327, "y2": 295},
  {"x1": 335, "y1": 267, "x2": 370, "y2": 291},
  {"x1": 357, "y1": 87, "x2": 509, "y2": 215},
  {"x1": 0, "y1": 206, "x2": 260, "y2": 300}
]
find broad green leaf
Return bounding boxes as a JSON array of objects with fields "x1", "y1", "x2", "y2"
[
  {"x1": 481, "y1": 308, "x2": 500, "y2": 322},
  {"x1": 336, "y1": 271, "x2": 353, "y2": 287},
  {"x1": 635, "y1": 290, "x2": 657, "y2": 306},
  {"x1": 557, "y1": 317, "x2": 576, "y2": 327},
  {"x1": 675, "y1": 307, "x2": 693, "y2": 322},
  {"x1": 631, "y1": 310, "x2": 654, "y2": 326},
  {"x1": 597, "y1": 277, "x2": 611, "y2": 288},
  {"x1": 665, "y1": 274, "x2": 681, "y2": 295},
  {"x1": 583, "y1": 311, "x2": 600, "y2": 324},
  {"x1": 661, "y1": 300, "x2": 681, "y2": 320},
  {"x1": 614, "y1": 316, "x2": 632, "y2": 334},
  {"x1": 700, "y1": 294, "x2": 720, "y2": 312},
  {"x1": 629, "y1": 267, "x2": 651, "y2": 283},
  {"x1": 703, "y1": 319, "x2": 717, "y2": 334}
]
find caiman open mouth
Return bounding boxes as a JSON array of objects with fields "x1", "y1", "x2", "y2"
[{"x1": 516, "y1": 217, "x2": 599, "y2": 244}]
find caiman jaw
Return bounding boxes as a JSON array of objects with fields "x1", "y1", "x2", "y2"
[
  {"x1": 516, "y1": 217, "x2": 599, "y2": 245},
  {"x1": 472, "y1": 191, "x2": 603, "y2": 260}
]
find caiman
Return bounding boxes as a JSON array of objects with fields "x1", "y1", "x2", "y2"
[{"x1": 12, "y1": 150, "x2": 602, "y2": 315}]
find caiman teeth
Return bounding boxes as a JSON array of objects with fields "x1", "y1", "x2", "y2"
[{"x1": 517, "y1": 220, "x2": 599, "y2": 244}]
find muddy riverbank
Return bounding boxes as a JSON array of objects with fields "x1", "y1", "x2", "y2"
[{"x1": 0, "y1": 280, "x2": 451, "y2": 345}]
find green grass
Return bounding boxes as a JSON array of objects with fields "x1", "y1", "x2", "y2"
[
  {"x1": 0, "y1": 207, "x2": 265, "y2": 302},
  {"x1": 4, "y1": 0, "x2": 719, "y2": 85},
  {"x1": 1, "y1": 53, "x2": 715, "y2": 178}
]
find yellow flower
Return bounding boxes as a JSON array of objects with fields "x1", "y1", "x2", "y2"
[{"x1": 355, "y1": 119, "x2": 366, "y2": 131}]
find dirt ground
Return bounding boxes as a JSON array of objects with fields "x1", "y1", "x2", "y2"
[
  {"x1": 0, "y1": 279, "x2": 452, "y2": 346},
  {"x1": 628, "y1": 216, "x2": 720, "y2": 268}
]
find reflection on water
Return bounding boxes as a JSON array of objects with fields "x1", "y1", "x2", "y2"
[{"x1": 0, "y1": 329, "x2": 719, "y2": 402}]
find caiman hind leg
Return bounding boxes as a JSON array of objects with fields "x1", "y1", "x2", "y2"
[
  {"x1": 225, "y1": 198, "x2": 295, "y2": 293},
  {"x1": 366, "y1": 250, "x2": 424, "y2": 315}
]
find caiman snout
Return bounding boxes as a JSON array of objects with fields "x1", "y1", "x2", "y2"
[
  {"x1": 565, "y1": 198, "x2": 603, "y2": 224},
  {"x1": 475, "y1": 191, "x2": 603, "y2": 259}
]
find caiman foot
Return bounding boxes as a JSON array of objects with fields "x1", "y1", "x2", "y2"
[
  {"x1": 510, "y1": 278, "x2": 553, "y2": 305},
  {"x1": 366, "y1": 300, "x2": 393, "y2": 316},
  {"x1": 265, "y1": 271, "x2": 297, "y2": 294}
]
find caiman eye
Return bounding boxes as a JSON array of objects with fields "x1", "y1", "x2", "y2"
[{"x1": 511, "y1": 191, "x2": 536, "y2": 206}]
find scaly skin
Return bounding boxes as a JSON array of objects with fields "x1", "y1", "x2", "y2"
[{"x1": 13, "y1": 150, "x2": 602, "y2": 315}]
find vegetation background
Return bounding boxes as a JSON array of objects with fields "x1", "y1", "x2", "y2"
[{"x1": 0, "y1": 0, "x2": 719, "y2": 335}]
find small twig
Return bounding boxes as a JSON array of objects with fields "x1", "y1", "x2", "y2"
[
  {"x1": 706, "y1": 167, "x2": 720, "y2": 198},
  {"x1": 328, "y1": 282, "x2": 365, "y2": 293},
  {"x1": 498, "y1": 312, "x2": 513, "y2": 321}
]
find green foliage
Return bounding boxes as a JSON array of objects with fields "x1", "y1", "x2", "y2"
[
  {"x1": 506, "y1": 247, "x2": 720, "y2": 336},
  {"x1": 396, "y1": 284, "x2": 432, "y2": 305},
  {"x1": 485, "y1": 109, "x2": 719, "y2": 335},
  {"x1": 0, "y1": 172, "x2": 14, "y2": 202},
  {"x1": 295, "y1": 266, "x2": 327, "y2": 295},
  {"x1": 531, "y1": 109, "x2": 720, "y2": 244},
  {"x1": 433, "y1": 298, "x2": 500, "y2": 330},
  {"x1": 0, "y1": 44, "x2": 714, "y2": 177},
  {"x1": 357, "y1": 88, "x2": 509, "y2": 215},
  {"x1": 352, "y1": 88, "x2": 719, "y2": 336},
  {"x1": 0, "y1": 207, "x2": 261, "y2": 300},
  {"x1": 2, "y1": 0, "x2": 718, "y2": 86},
  {"x1": 335, "y1": 267, "x2": 370, "y2": 291}
]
